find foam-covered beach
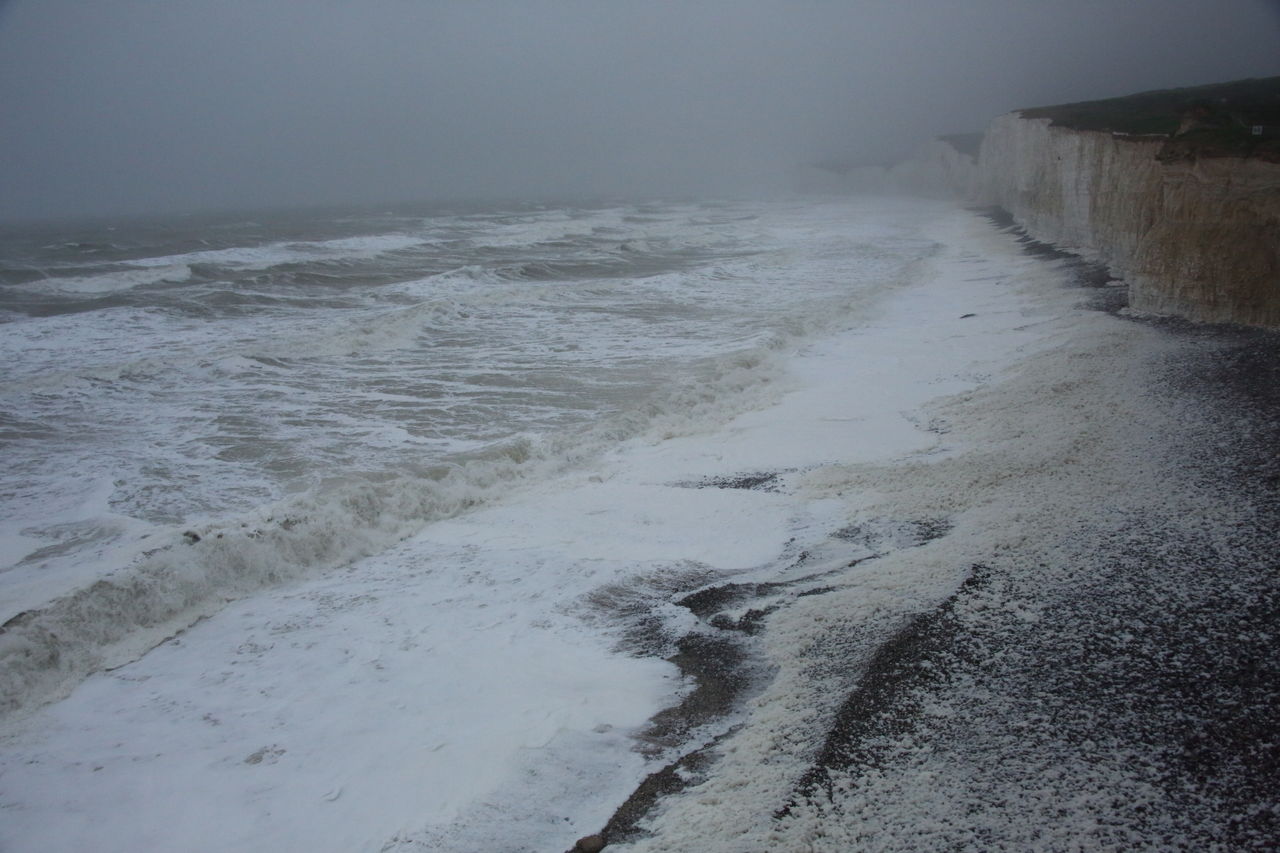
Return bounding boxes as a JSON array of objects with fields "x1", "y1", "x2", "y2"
[{"x1": 2, "y1": 200, "x2": 1276, "y2": 851}]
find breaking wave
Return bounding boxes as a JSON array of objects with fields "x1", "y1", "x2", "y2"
[{"x1": 0, "y1": 197, "x2": 935, "y2": 718}]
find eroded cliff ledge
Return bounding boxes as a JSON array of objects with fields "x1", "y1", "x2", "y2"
[{"x1": 952, "y1": 79, "x2": 1280, "y2": 328}]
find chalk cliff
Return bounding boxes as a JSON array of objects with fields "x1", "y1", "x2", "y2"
[
  {"x1": 963, "y1": 113, "x2": 1280, "y2": 327},
  {"x1": 798, "y1": 81, "x2": 1280, "y2": 329}
]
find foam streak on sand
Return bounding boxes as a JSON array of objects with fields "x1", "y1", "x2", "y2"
[{"x1": 2, "y1": 203, "x2": 1274, "y2": 851}]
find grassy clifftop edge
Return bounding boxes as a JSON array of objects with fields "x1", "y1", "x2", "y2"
[{"x1": 1016, "y1": 76, "x2": 1280, "y2": 161}]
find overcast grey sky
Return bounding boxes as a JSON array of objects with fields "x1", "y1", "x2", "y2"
[{"x1": 1, "y1": 0, "x2": 1278, "y2": 220}]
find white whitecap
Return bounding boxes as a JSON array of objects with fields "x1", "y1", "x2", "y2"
[
  {"x1": 128, "y1": 232, "x2": 427, "y2": 271},
  {"x1": 23, "y1": 264, "x2": 193, "y2": 295}
]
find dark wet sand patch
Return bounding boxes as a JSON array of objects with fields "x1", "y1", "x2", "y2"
[
  {"x1": 673, "y1": 470, "x2": 791, "y2": 492},
  {"x1": 578, "y1": 517, "x2": 952, "y2": 849}
]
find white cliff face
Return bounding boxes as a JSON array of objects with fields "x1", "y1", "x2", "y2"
[
  {"x1": 974, "y1": 114, "x2": 1164, "y2": 261},
  {"x1": 1130, "y1": 156, "x2": 1280, "y2": 325},
  {"x1": 968, "y1": 113, "x2": 1280, "y2": 328}
]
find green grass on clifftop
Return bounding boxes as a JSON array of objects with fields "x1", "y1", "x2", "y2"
[{"x1": 1019, "y1": 76, "x2": 1280, "y2": 161}]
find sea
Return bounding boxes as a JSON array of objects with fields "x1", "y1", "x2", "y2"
[
  {"x1": 0, "y1": 195, "x2": 991, "y2": 851},
  {"x1": 0, "y1": 197, "x2": 929, "y2": 643}
]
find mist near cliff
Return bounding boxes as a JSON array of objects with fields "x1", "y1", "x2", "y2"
[{"x1": 1, "y1": 0, "x2": 1278, "y2": 220}]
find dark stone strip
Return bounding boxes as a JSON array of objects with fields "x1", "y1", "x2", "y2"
[
  {"x1": 777, "y1": 563, "x2": 989, "y2": 815},
  {"x1": 674, "y1": 470, "x2": 789, "y2": 492},
  {"x1": 588, "y1": 555, "x2": 864, "y2": 847},
  {"x1": 973, "y1": 206, "x2": 1126, "y2": 310},
  {"x1": 578, "y1": 519, "x2": 957, "y2": 849}
]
